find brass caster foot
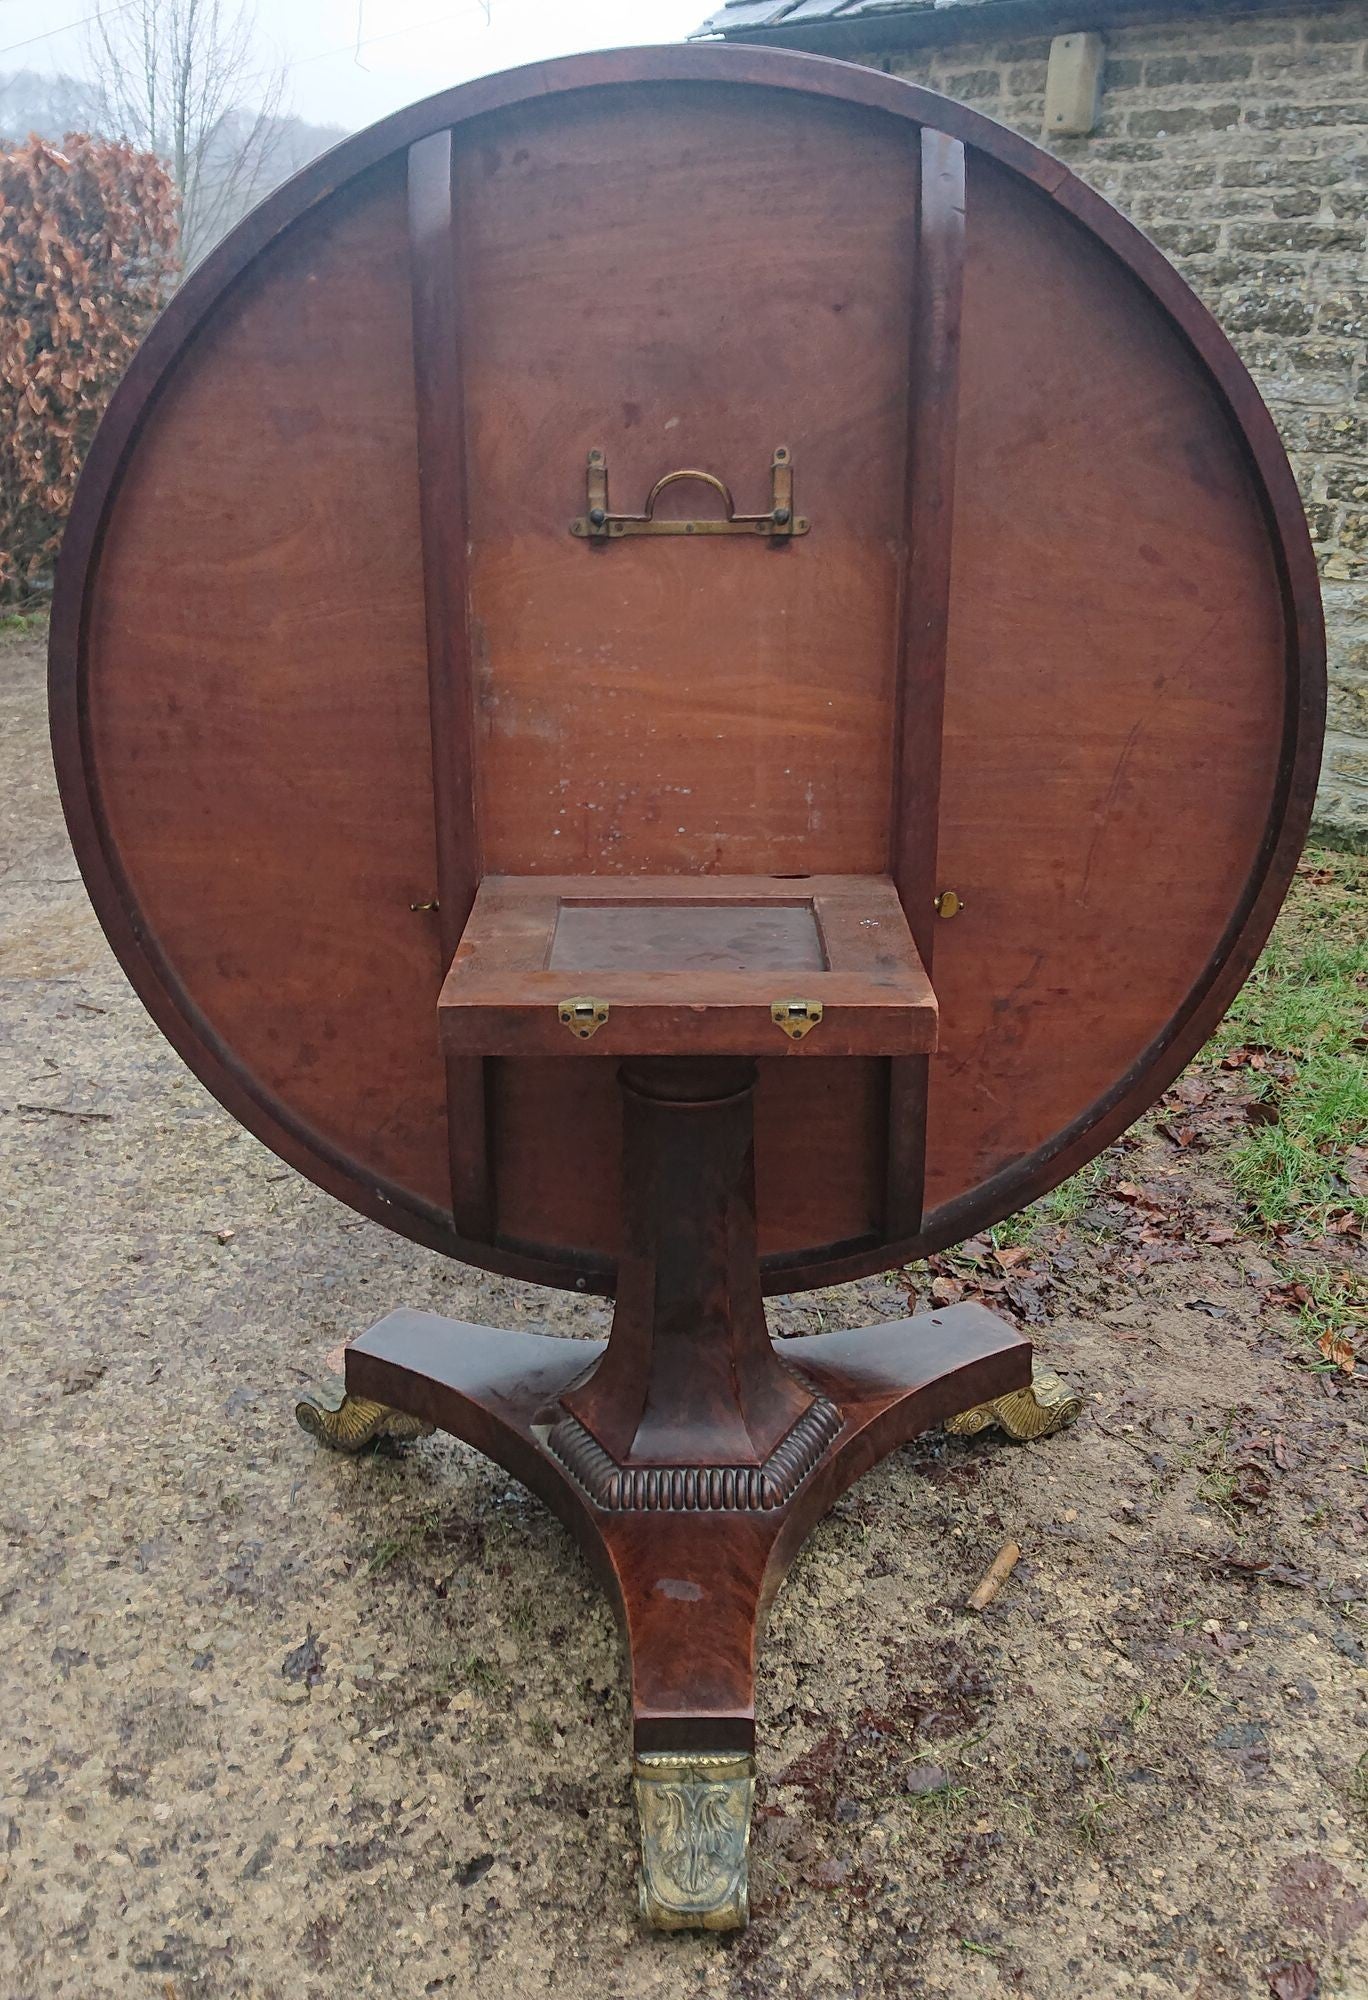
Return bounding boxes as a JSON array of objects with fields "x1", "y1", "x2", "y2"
[
  {"x1": 634, "y1": 1751, "x2": 755, "y2": 1931},
  {"x1": 295, "y1": 1375, "x2": 435, "y2": 1453},
  {"x1": 945, "y1": 1365, "x2": 1083, "y2": 1442}
]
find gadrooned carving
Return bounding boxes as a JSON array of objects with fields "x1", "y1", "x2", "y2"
[{"x1": 547, "y1": 1395, "x2": 841, "y2": 1512}]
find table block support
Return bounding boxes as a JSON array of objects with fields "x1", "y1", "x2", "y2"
[
  {"x1": 309, "y1": 1051, "x2": 1033, "y2": 1928},
  {"x1": 339, "y1": 1297, "x2": 1029, "y2": 1927}
]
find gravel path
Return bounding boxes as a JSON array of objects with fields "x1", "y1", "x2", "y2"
[{"x1": 2, "y1": 624, "x2": 1365, "y2": 2000}]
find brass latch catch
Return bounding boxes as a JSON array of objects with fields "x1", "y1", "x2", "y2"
[
  {"x1": 559, "y1": 996, "x2": 609, "y2": 1041},
  {"x1": 771, "y1": 998, "x2": 823, "y2": 1042},
  {"x1": 571, "y1": 447, "x2": 809, "y2": 542}
]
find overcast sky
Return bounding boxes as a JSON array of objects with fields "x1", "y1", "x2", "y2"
[{"x1": 8, "y1": 1, "x2": 712, "y2": 131}]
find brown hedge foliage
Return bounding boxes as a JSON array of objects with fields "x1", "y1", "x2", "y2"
[{"x1": 1, "y1": 133, "x2": 177, "y2": 603}]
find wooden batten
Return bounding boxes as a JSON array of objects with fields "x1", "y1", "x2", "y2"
[
  {"x1": 886, "y1": 127, "x2": 967, "y2": 1239},
  {"x1": 407, "y1": 129, "x2": 491, "y2": 1240}
]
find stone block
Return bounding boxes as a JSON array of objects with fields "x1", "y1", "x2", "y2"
[
  {"x1": 1230, "y1": 221, "x2": 1367, "y2": 253},
  {"x1": 1271, "y1": 191, "x2": 1322, "y2": 218},
  {"x1": 1006, "y1": 61, "x2": 1049, "y2": 94},
  {"x1": 1287, "y1": 338, "x2": 1361, "y2": 378},
  {"x1": 1146, "y1": 221, "x2": 1222, "y2": 255},
  {"x1": 1128, "y1": 104, "x2": 1243, "y2": 137},
  {"x1": 1222, "y1": 291, "x2": 1317, "y2": 336},
  {"x1": 1304, "y1": 13, "x2": 1368, "y2": 40},
  {"x1": 1327, "y1": 742, "x2": 1368, "y2": 781},
  {"x1": 1221, "y1": 155, "x2": 1351, "y2": 189},
  {"x1": 1304, "y1": 500, "x2": 1340, "y2": 545},
  {"x1": 944, "y1": 68, "x2": 1002, "y2": 98},
  {"x1": 1288, "y1": 410, "x2": 1360, "y2": 454},
  {"x1": 1144, "y1": 53, "x2": 1254, "y2": 85},
  {"x1": 1257, "y1": 43, "x2": 1364, "y2": 77},
  {"x1": 1247, "y1": 102, "x2": 1368, "y2": 130},
  {"x1": 1318, "y1": 294, "x2": 1368, "y2": 338},
  {"x1": 1324, "y1": 465, "x2": 1368, "y2": 502},
  {"x1": 1327, "y1": 678, "x2": 1368, "y2": 732}
]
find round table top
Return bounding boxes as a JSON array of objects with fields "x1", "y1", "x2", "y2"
[{"x1": 50, "y1": 44, "x2": 1324, "y2": 1295}]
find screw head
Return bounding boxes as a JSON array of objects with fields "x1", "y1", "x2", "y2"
[
  {"x1": 773, "y1": 506, "x2": 791, "y2": 526},
  {"x1": 588, "y1": 506, "x2": 606, "y2": 527}
]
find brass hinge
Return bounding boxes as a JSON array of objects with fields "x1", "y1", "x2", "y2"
[
  {"x1": 558, "y1": 996, "x2": 609, "y2": 1041},
  {"x1": 571, "y1": 447, "x2": 809, "y2": 542},
  {"x1": 771, "y1": 998, "x2": 823, "y2": 1042}
]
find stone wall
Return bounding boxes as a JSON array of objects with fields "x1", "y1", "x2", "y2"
[{"x1": 850, "y1": 3, "x2": 1368, "y2": 846}]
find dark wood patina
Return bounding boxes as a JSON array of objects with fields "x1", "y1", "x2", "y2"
[{"x1": 49, "y1": 44, "x2": 1324, "y2": 1930}]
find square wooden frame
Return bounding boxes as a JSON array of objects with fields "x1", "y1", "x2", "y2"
[{"x1": 438, "y1": 874, "x2": 937, "y2": 1060}]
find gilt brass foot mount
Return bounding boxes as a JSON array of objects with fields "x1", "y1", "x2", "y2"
[
  {"x1": 945, "y1": 1364, "x2": 1083, "y2": 1441},
  {"x1": 634, "y1": 1751, "x2": 755, "y2": 1932},
  {"x1": 295, "y1": 1375, "x2": 435, "y2": 1453}
]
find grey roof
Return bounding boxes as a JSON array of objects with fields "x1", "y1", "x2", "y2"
[
  {"x1": 693, "y1": 0, "x2": 1008, "y2": 36},
  {"x1": 691, "y1": 0, "x2": 1269, "y2": 37}
]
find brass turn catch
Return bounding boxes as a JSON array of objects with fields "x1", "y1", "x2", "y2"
[
  {"x1": 558, "y1": 996, "x2": 609, "y2": 1041},
  {"x1": 934, "y1": 889, "x2": 963, "y2": 918},
  {"x1": 771, "y1": 998, "x2": 823, "y2": 1041}
]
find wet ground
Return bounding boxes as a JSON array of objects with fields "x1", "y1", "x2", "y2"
[{"x1": 2, "y1": 623, "x2": 1365, "y2": 1999}]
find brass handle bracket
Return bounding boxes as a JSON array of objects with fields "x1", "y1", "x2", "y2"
[
  {"x1": 559, "y1": 996, "x2": 610, "y2": 1041},
  {"x1": 571, "y1": 447, "x2": 809, "y2": 542},
  {"x1": 771, "y1": 998, "x2": 823, "y2": 1041}
]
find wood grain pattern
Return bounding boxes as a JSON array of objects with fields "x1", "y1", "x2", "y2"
[
  {"x1": 921, "y1": 153, "x2": 1290, "y2": 1216},
  {"x1": 77, "y1": 163, "x2": 454, "y2": 1224},
  {"x1": 455, "y1": 84, "x2": 913, "y2": 882},
  {"x1": 49, "y1": 47, "x2": 1324, "y2": 1297}
]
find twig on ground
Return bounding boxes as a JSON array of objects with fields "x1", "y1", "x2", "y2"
[
  {"x1": 16, "y1": 1101, "x2": 112, "y2": 1121},
  {"x1": 967, "y1": 1540, "x2": 1021, "y2": 1612}
]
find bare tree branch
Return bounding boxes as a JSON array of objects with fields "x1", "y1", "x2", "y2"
[{"x1": 86, "y1": 0, "x2": 288, "y2": 269}]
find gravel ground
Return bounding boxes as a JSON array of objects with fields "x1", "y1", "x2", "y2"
[{"x1": 2, "y1": 622, "x2": 1365, "y2": 2000}]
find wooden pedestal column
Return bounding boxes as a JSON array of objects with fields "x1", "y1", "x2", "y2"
[
  {"x1": 558, "y1": 1058, "x2": 816, "y2": 1473},
  {"x1": 341, "y1": 1057, "x2": 1031, "y2": 1928}
]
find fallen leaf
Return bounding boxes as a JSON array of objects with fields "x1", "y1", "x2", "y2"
[
  {"x1": 1267, "y1": 1960, "x2": 1318, "y2": 2000},
  {"x1": 1232, "y1": 1463, "x2": 1272, "y2": 1509},
  {"x1": 281, "y1": 1626, "x2": 326, "y2": 1687},
  {"x1": 1205, "y1": 1548, "x2": 1311, "y2": 1588},
  {"x1": 1317, "y1": 1329, "x2": 1357, "y2": 1376},
  {"x1": 1265, "y1": 1281, "x2": 1311, "y2": 1311},
  {"x1": 1275, "y1": 1854, "x2": 1368, "y2": 1946}
]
